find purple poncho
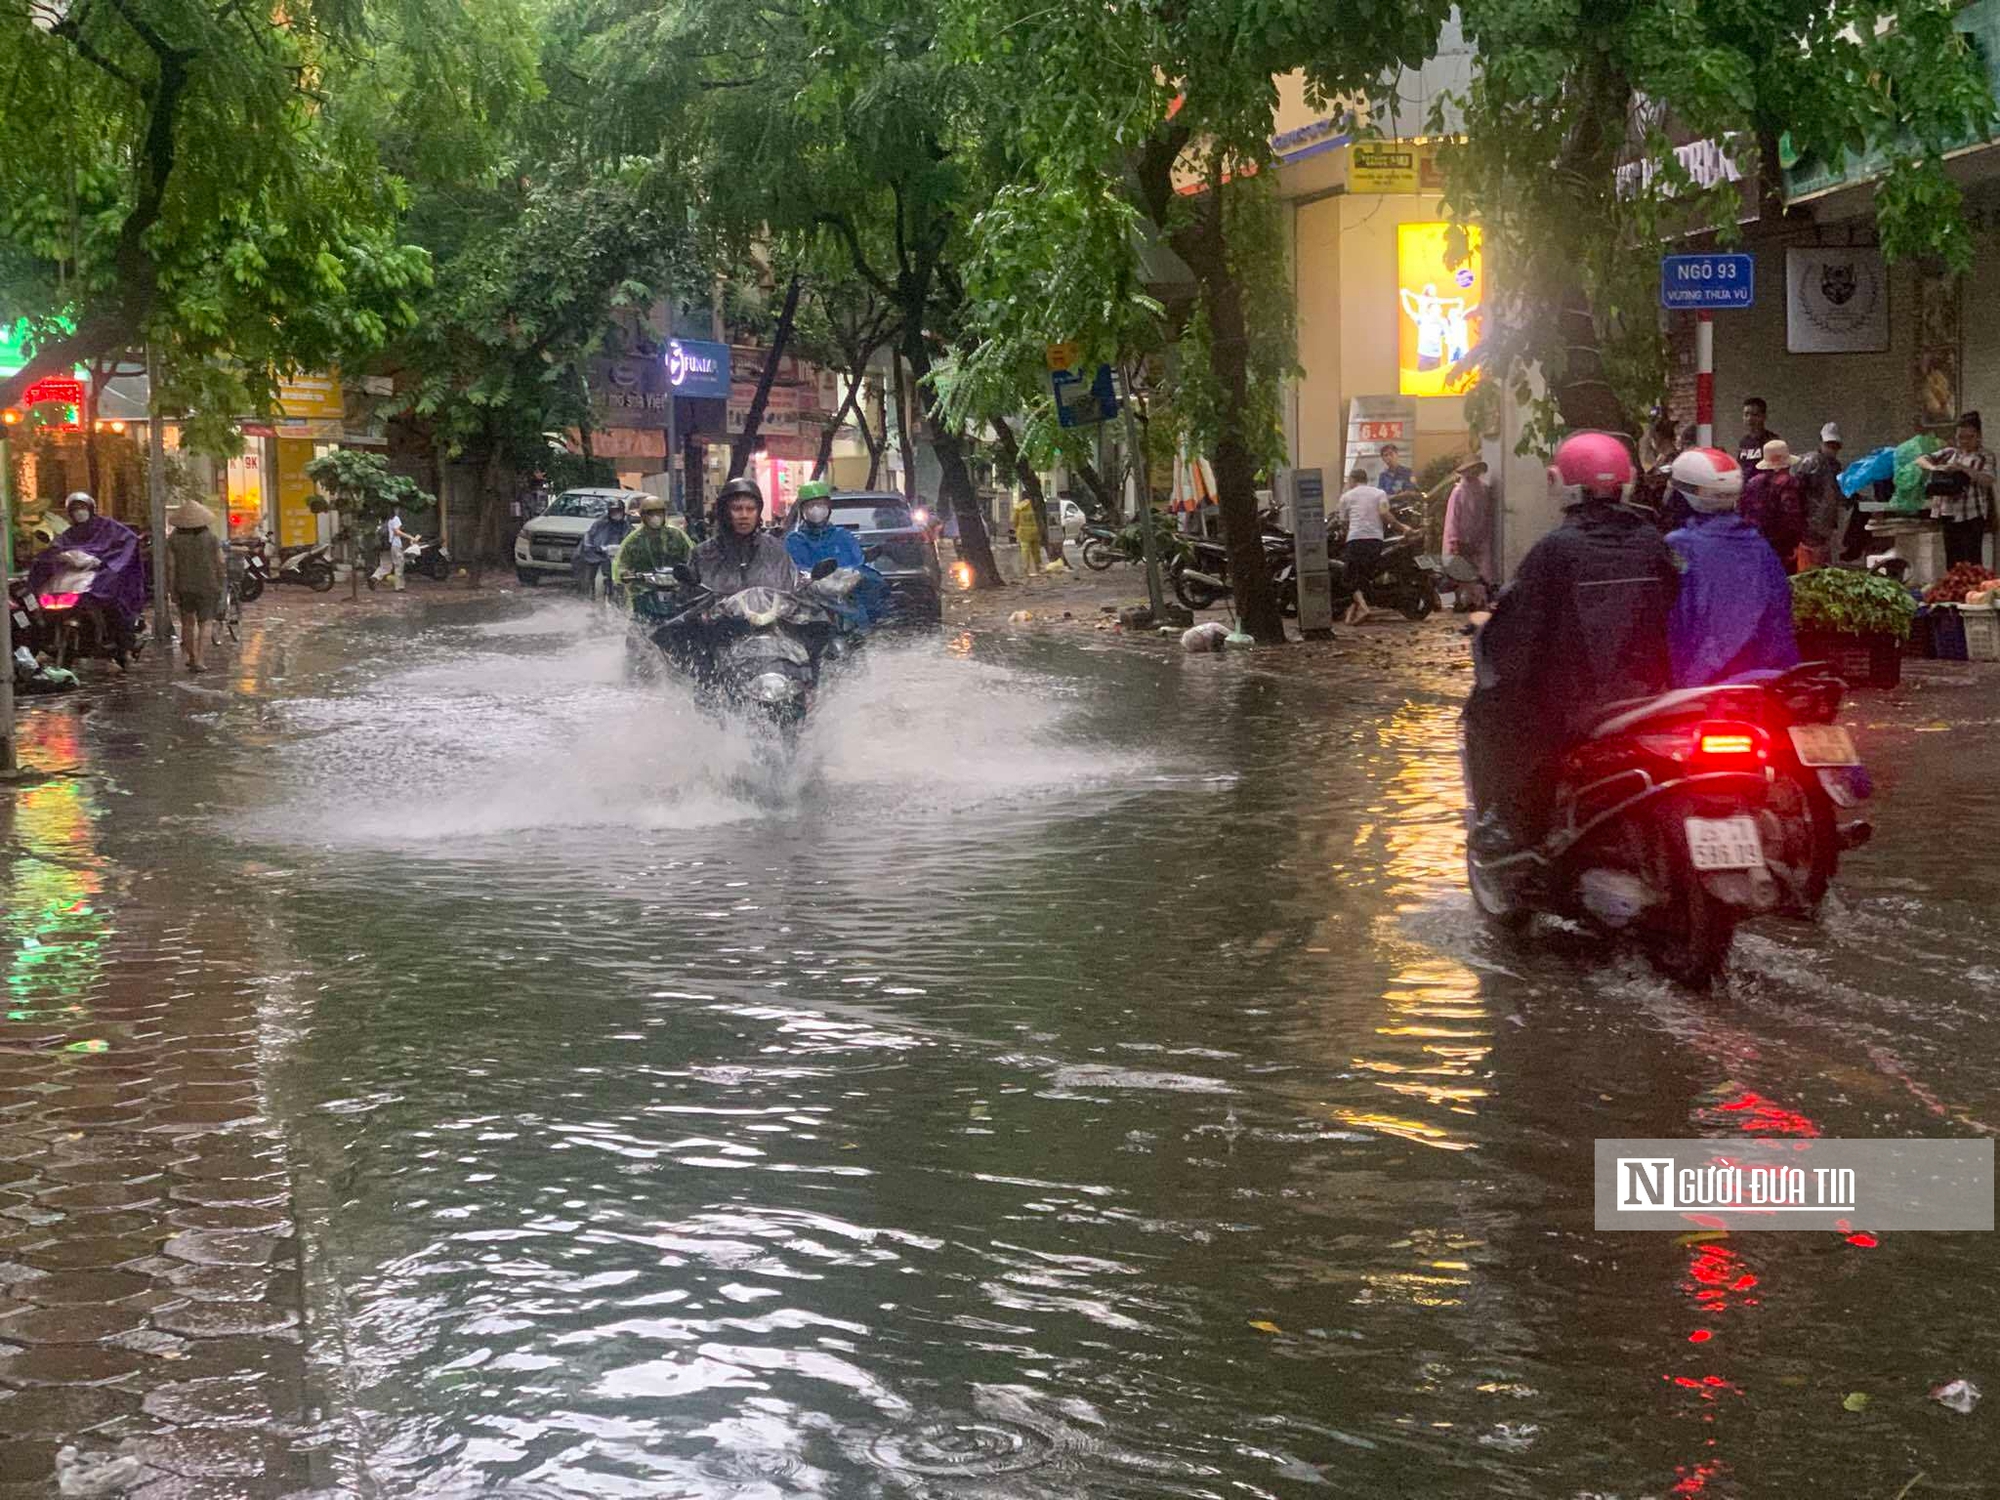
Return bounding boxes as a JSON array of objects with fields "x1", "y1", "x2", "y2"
[{"x1": 28, "y1": 514, "x2": 147, "y2": 620}]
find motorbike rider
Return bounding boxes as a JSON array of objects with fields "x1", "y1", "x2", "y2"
[
  {"x1": 612, "y1": 495, "x2": 693, "y2": 602},
  {"x1": 1662, "y1": 447, "x2": 1800, "y2": 688},
  {"x1": 27, "y1": 491, "x2": 146, "y2": 667},
  {"x1": 1464, "y1": 432, "x2": 1681, "y2": 855},
  {"x1": 690, "y1": 477, "x2": 798, "y2": 596},
  {"x1": 576, "y1": 497, "x2": 634, "y2": 594},
  {"x1": 784, "y1": 481, "x2": 864, "y2": 573}
]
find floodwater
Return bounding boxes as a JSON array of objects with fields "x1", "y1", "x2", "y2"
[{"x1": 11, "y1": 593, "x2": 2000, "y2": 1496}]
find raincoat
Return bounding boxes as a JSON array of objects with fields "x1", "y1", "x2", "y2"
[
  {"x1": 1442, "y1": 473, "x2": 1494, "y2": 578},
  {"x1": 1740, "y1": 469, "x2": 1805, "y2": 561},
  {"x1": 27, "y1": 512, "x2": 146, "y2": 620},
  {"x1": 1664, "y1": 512, "x2": 1800, "y2": 688},
  {"x1": 611, "y1": 521, "x2": 692, "y2": 587},
  {"x1": 691, "y1": 528, "x2": 798, "y2": 596},
  {"x1": 1464, "y1": 501, "x2": 1679, "y2": 837},
  {"x1": 784, "y1": 520, "x2": 865, "y2": 575},
  {"x1": 579, "y1": 515, "x2": 634, "y2": 568}
]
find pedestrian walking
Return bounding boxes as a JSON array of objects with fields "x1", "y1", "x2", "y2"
[
  {"x1": 1793, "y1": 422, "x2": 1846, "y2": 571},
  {"x1": 1741, "y1": 439, "x2": 1806, "y2": 572},
  {"x1": 1010, "y1": 492, "x2": 1045, "y2": 579},
  {"x1": 1736, "y1": 397, "x2": 1780, "y2": 473},
  {"x1": 370, "y1": 506, "x2": 408, "y2": 591},
  {"x1": 165, "y1": 500, "x2": 225, "y2": 674},
  {"x1": 1442, "y1": 457, "x2": 1494, "y2": 609},
  {"x1": 1916, "y1": 411, "x2": 1995, "y2": 568}
]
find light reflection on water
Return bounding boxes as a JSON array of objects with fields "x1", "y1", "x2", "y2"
[{"x1": 40, "y1": 593, "x2": 1998, "y2": 1497}]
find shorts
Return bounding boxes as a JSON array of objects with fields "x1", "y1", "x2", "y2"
[
  {"x1": 175, "y1": 590, "x2": 220, "y2": 622},
  {"x1": 1343, "y1": 538, "x2": 1385, "y2": 585}
]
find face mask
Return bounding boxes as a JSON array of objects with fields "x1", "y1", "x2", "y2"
[
  {"x1": 803, "y1": 504, "x2": 831, "y2": 528},
  {"x1": 645, "y1": 515, "x2": 664, "y2": 530},
  {"x1": 68, "y1": 508, "x2": 91, "y2": 525}
]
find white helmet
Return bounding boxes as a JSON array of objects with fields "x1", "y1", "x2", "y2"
[{"x1": 1669, "y1": 446, "x2": 1744, "y2": 513}]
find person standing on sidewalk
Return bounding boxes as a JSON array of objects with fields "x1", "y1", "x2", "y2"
[
  {"x1": 165, "y1": 501, "x2": 226, "y2": 674},
  {"x1": 1741, "y1": 439, "x2": 1806, "y2": 572},
  {"x1": 1793, "y1": 422, "x2": 1846, "y2": 571},
  {"x1": 1736, "y1": 397, "x2": 1779, "y2": 473},
  {"x1": 1336, "y1": 465, "x2": 1416, "y2": 625},
  {"x1": 1010, "y1": 492, "x2": 1045, "y2": 578},
  {"x1": 1442, "y1": 458, "x2": 1494, "y2": 609},
  {"x1": 1917, "y1": 411, "x2": 1995, "y2": 568}
]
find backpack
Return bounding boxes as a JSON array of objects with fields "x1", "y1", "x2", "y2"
[{"x1": 378, "y1": 519, "x2": 394, "y2": 548}]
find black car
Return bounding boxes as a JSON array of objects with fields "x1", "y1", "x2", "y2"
[{"x1": 786, "y1": 491, "x2": 943, "y2": 625}]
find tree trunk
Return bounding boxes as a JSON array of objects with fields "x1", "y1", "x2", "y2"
[
  {"x1": 864, "y1": 375, "x2": 888, "y2": 487},
  {"x1": 906, "y1": 339, "x2": 1003, "y2": 587},
  {"x1": 1072, "y1": 455, "x2": 1116, "y2": 519},
  {"x1": 729, "y1": 273, "x2": 804, "y2": 480},
  {"x1": 891, "y1": 355, "x2": 919, "y2": 503},
  {"x1": 992, "y1": 415, "x2": 1059, "y2": 561},
  {"x1": 1172, "y1": 183, "x2": 1285, "y2": 644},
  {"x1": 812, "y1": 377, "x2": 864, "y2": 479},
  {"x1": 1545, "y1": 53, "x2": 1639, "y2": 435}
]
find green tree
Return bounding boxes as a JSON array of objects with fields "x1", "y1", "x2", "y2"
[
  {"x1": 0, "y1": 0, "x2": 430, "y2": 441},
  {"x1": 304, "y1": 448, "x2": 435, "y2": 598},
  {"x1": 1441, "y1": 0, "x2": 1996, "y2": 441},
  {"x1": 944, "y1": 0, "x2": 1448, "y2": 640}
]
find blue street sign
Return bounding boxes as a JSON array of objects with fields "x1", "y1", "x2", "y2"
[
  {"x1": 1052, "y1": 363, "x2": 1120, "y2": 428},
  {"x1": 664, "y1": 337, "x2": 731, "y2": 400},
  {"x1": 1660, "y1": 253, "x2": 1755, "y2": 311}
]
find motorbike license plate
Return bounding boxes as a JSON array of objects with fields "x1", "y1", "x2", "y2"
[
  {"x1": 1788, "y1": 724, "x2": 1859, "y2": 767},
  {"x1": 1685, "y1": 815, "x2": 1766, "y2": 872},
  {"x1": 10, "y1": 609, "x2": 26, "y2": 629}
]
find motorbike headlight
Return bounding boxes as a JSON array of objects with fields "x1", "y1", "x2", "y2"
[{"x1": 750, "y1": 672, "x2": 798, "y2": 703}]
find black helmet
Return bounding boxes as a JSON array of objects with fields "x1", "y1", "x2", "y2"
[
  {"x1": 716, "y1": 476, "x2": 763, "y2": 522},
  {"x1": 605, "y1": 497, "x2": 627, "y2": 520}
]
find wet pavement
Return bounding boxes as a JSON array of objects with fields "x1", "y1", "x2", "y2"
[{"x1": 3, "y1": 577, "x2": 1999, "y2": 1497}]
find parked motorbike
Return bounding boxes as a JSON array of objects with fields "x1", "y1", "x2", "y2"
[
  {"x1": 1464, "y1": 662, "x2": 1872, "y2": 986},
  {"x1": 403, "y1": 534, "x2": 453, "y2": 582},
  {"x1": 1171, "y1": 524, "x2": 1293, "y2": 611},
  {"x1": 628, "y1": 559, "x2": 864, "y2": 734},
  {"x1": 7, "y1": 574, "x2": 49, "y2": 657},
  {"x1": 242, "y1": 533, "x2": 335, "y2": 594},
  {"x1": 1328, "y1": 531, "x2": 1441, "y2": 621}
]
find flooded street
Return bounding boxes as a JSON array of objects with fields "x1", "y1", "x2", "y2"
[{"x1": 7, "y1": 592, "x2": 2000, "y2": 1497}]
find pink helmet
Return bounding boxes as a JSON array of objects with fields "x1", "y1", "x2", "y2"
[{"x1": 1547, "y1": 431, "x2": 1636, "y2": 505}]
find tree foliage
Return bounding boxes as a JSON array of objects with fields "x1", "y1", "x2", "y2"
[
  {"x1": 0, "y1": 0, "x2": 432, "y2": 444},
  {"x1": 1441, "y1": 0, "x2": 1997, "y2": 442}
]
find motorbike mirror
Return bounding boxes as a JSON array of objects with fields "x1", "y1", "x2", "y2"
[
  {"x1": 811, "y1": 557, "x2": 839, "y2": 580},
  {"x1": 672, "y1": 563, "x2": 698, "y2": 586}
]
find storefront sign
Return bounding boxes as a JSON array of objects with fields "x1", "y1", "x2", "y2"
[
  {"x1": 1397, "y1": 222, "x2": 1483, "y2": 398},
  {"x1": 1350, "y1": 142, "x2": 1421, "y2": 194},
  {"x1": 667, "y1": 339, "x2": 731, "y2": 400},
  {"x1": 278, "y1": 371, "x2": 343, "y2": 420},
  {"x1": 591, "y1": 427, "x2": 668, "y2": 460},
  {"x1": 1343, "y1": 396, "x2": 1418, "y2": 484},
  {"x1": 275, "y1": 438, "x2": 319, "y2": 548},
  {"x1": 1785, "y1": 247, "x2": 1887, "y2": 354}
]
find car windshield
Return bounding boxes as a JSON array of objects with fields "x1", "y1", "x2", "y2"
[
  {"x1": 545, "y1": 492, "x2": 619, "y2": 519},
  {"x1": 829, "y1": 501, "x2": 914, "y2": 531}
]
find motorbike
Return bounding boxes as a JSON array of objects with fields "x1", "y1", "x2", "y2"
[
  {"x1": 1328, "y1": 530, "x2": 1442, "y2": 621},
  {"x1": 628, "y1": 559, "x2": 865, "y2": 733},
  {"x1": 7, "y1": 574, "x2": 50, "y2": 657},
  {"x1": 241, "y1": 533, "x2": 335, "y2": 595},
  {"x1": 1464, "y1": 661, "x2": 1873, "y2": 987},
  {"x1": 403, "y1": 534, "x2": 453, "y2": 582},
  {"x1": 1171, "y1": 525, "x2": 1293, "y2": 611},
  {"x1": 33, "y1": 563, "x2": 144, "y2": 670}
]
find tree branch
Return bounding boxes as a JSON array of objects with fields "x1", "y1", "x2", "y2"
[{"x1": 814, "y1": 212, "x2": 895, "y2": 299}]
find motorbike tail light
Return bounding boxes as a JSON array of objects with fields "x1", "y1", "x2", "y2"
[
  {"x1": 37, "y1": 592, "x2": 80, "y2": 610},
  {"x1": 1694, "y1": 721, "x2": 1766, "y2": 762}
]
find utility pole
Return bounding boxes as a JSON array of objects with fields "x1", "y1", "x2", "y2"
[
  {"x1": 1, "y1": 430, "x2": 16, "y2": 778},
  {"x1": 146, "y1": 347, "x2": 173, "y2": 648}
]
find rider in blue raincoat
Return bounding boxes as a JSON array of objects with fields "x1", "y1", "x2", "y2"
[
  {"x1": 785, "y1": 481, "x2": 888, "y2": 627},
  {"x1": 1663, "y1": 447, "x2": 1800, "y2": 687}
]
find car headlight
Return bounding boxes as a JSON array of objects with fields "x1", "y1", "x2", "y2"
[{"x1": 750, "y1": 672, "x2": 797, "y2": 703}]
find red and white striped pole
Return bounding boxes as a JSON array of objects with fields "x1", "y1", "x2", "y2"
[{"x1": 1695, "y1": 311, "x2": 1714, "y2": 448}]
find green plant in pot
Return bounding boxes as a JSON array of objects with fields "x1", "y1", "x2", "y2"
[{"x1": 1790, "y1": 568, "x2": 1918, "y2": 642}]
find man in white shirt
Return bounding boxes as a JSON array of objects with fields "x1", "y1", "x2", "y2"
[
  {"x1": 371, "y1": 508, "x2": 407, "y2": 591},
  {"x1": 1336, "y1": 466, "x2": 1416, "y2": 623}
]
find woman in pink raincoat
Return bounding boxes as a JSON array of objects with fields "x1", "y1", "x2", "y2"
[{"x1": 1442, "y1": 457, "x2": 1495, "y2": 609}]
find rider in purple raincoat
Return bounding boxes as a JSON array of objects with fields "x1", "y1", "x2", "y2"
[{"x1": 27, "y1": 492, "x2": 148, "y2": 662}]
